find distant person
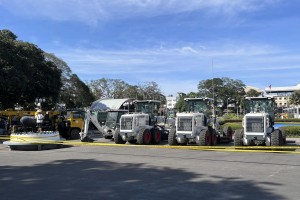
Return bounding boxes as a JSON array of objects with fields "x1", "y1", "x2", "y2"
[
  {"x1": 35, "y1": 109, "x2": 44, "y2": 132},
  {"x1": 44, "y1": 111, "x2": 50, "y2": 124},
  {"x1": 0, "y1": 117, "x2": 6, "y2": 135}
]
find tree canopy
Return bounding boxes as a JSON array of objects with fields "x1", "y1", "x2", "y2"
[
  {"x1": 43, "y1": 53, "x2": 94, "y2": 109},
  {"x1": 246, "y1": 89, "x2": 261, "y2": 97},
  {"x1": 87, "y1": 79, "x2": 163, "y2": 101},
  {"x1": 0, "y1": 29, "x2": 264, "y2": 112},
  {"x1": 289, "y1": 90, "x2": 300, "y2": 106},
  {"x1": 0, "y1": 29, "x2": 62, "y2": 109},
  {"x1": 197, "y1": 77, "x2": 245, "y2": 113}
]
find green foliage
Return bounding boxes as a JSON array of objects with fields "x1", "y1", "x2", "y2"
[
  {"x1": 220, "y1": 122, "x2": 243, "y2": 131},
  {"x1": 186, "y1": 92, "x2": 198, "y2": 98},
  {"x1": 197, "y1": 77, "x2": 245, "y2": 113},
  {"x1": 0, "y1": 29, "x2": 62, "y2": 109},
  {"x1": 222, "y1": 113, "x2": 240, "y2": 120},
  {"x1": 279, "y1": 126, "x2": 300, "y2": 138},
  {"x1": 139, "y1": 81, "x2": 162, "y2": 100},
  {"x1": 44, "y1": 52, "x2": 72, "y2": 85},
  {"x1": 220, "y1": 121, "x2": 300, "y2": 137},
  {"x1": 275, "y1": 118, "x2": 300, "y2": 123},
  {"x1": 246, "y1": 89, "x2": 261, "y2": 97},
  {"x1": 289, "y1": 90, "x2": 300, "y2": 105},
  {"x1": 87, "y1": 79, "x2": 163, "y2": 101},
  {"x1": 60, "y1": 74, "x2": 95, "y2": 108},
  {"x1": 44, "y1": 53, "x2": 94, "y2": 109},
  {"x1": 175, "y1": 93, "x2": 186, "y2": 112}
]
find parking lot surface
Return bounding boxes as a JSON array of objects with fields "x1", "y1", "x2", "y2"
[{"x1": 0, "y1": 139, "x2": 300, "y2": 200}]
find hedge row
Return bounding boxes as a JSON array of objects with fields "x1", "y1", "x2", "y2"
[
  {"x1": 278, "y1": 126, "x2": 300, "y2": 138},
  {"x1": 275, "y1": 118, "x2": 300, "y2": 123},
  {"x1": 220, "y1": 123, "x2": 242, "y2": 131},
  {"x1": 219, "y1": 118, "x2": 300, "y2": 124}
]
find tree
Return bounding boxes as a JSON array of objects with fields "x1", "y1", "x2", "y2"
[
  {"x1": 44, "y1": 52, "x2": 72, "y2": 88},
  {"x1": 88, "y1": 78, "x2": 113, "y2": 99},
  {"x1": 175, "y1": 93, "x2": 186, "y2": 112},
  {"x1": 139, "y1": 81, "x2": 162, "y2": 100},
  {"x1": 87, "y1": 79, "x2": 164, "y2": 101},
  {"x1": 289, "y1": 90, "x2": 300, "y2": 105},
  {"x1": 61, "y1": 74, "x2": 94, "y2": 108},
  {"x1": 112, "y1": 79, "x2": 130, "y2": 98},
  {"x1": 197, "y1": 77, "x2": 245, "y2": 113},
  {"x1": 186, "y1": 92, "x2": 198, "y2": 98},
  {"x1": 0, "y1": 29, "x2": 62, "y2": 109},
  {"x1": 43, "y1": 53, "x2": 94, "y2": 108},
  {"x1": 246, "y1": 89, "x2": 261, "y2": 97}
]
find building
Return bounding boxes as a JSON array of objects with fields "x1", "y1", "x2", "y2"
[
  {"x1": 264, "y1": 83, "x2": 300, "y2": 108},
  {"x1": 265, "y1": 83, "x2": 300, "y2": 95},
  {"x1": 166, "y1": 96, "x2": 177, "y2": 109},
  {"x1": 264, "y1": 83, "x2": 300, "y2": 118}
]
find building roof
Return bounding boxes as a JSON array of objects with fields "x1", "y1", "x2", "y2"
[
  {"x1": 244, "y1": 86, "x2": 262, "y2": 93},
  {"x1": 265, "y1": 83, "x2": 300, "y2": 93},
  {"x1": 90, "y1": 98, "x2": 133, "y2": 111}
]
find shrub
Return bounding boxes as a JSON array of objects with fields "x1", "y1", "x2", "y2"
[
  {"x1": 275, "y1": 118, "x2": 300, "y2": 123},
  {"x1": 279, "y1": 126, "x2": 300, "y2": 138},
  {"x1": 220, "y1": 122, "x2": 242, "y2": 131},
  {"x1": 221, "y1": 123, "x2": 300, "y2": 137}
]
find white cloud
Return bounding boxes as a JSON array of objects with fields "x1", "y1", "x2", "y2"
[
  {"x1": 47, "y1": 40, "x2": 300, "y2": 95},
  {"x1": 53, "y1": 41, "x2": 298, "y2": 75},
  {"x1": 3, "y1": 0, "x2": 281, "y2": 25}
]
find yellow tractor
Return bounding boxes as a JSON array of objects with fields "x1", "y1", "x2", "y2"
[{"x1": 57, "y1": 110, "x2": 85, "y2": 140}]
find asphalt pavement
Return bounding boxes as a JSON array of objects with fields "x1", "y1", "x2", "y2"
[{"x1": 0, "y1": 138, "x2": 300, "y2": 200}]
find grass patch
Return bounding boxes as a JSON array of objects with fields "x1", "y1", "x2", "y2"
[{"x1": 220, "y1": 122, "x2": 242, "y2": 131}]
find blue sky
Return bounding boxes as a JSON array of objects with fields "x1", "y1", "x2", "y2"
[{"x1": 1, "y1": 0, "x2": 300, "y2": 96}]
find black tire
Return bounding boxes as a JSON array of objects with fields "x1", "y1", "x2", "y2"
[
  {"x1": 151, "y1": 128, "x2": 161, "y2": 144},
  {"x1": 223, "y1": 126, "x2": 233, "y2": 142},
  {"x1": 271, "y1": 129, "x2": 282, "y2": 146},
  {"x1": 104, "y1": 135, "x2": 113, "y2": 139},
  {"x1": 265, "y1": 135, "x2": 271, "y2": 146},
  {"x1": 70, "y1": 128, "x2": 80, "y2": 140},
  {"x1": 278, "y1": 127, "x2": 286, "y2": 144},
  {"x1": 211, "y1": 129, "x2": 217, "y2": 146},
  {"x1": 114, "y1": 129, "x2": 126, "y2": 144},
  {"x1": 168, "y1": 128, "x2": 177, "y2": 145},
  {"x1": 137, "y1": 128, "x2": 152, "y2": 145},
  {"x1": 234, "y1": 129, "x2": 244, "y2": 146},
  {"x1": 128, "y1": 139, "x2": 137, "y2": 144},
  {"x1": 197, "y1": 129, "x2": 211, "y2": 146}
]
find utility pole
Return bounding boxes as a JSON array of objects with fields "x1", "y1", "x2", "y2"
[{"x1": 212, "y1": 58, "x2": 216, "y2": 128}]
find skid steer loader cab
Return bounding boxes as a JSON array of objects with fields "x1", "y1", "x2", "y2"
[
  {"x1": 234, "y1": 97, "x2": 285, "y2": 146},
  {"x1": 174, "y1": 112, "x2": 207, "y2": 143},
  {"x1": 134, "y1": 100, "x2": 160, "y2": 125},
  {"x1": 168, "y1": 98, "x2": 221, "y2": 146},
  {"x1": 168, "y1": 97, "x2": 234, "y2": 146},
  {"x1": 116, "y1": 113, "x2": 154, "y2": 145},
  {"x1": 113, "y1": 100, "x2": 165, "y2": 145},
  {"x1": 242, "y1": 113, "x2": 273, "y2": 145}
]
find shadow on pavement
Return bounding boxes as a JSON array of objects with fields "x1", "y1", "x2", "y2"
[{"x1": 0, "y1": 159, "x2": 284, "y2": 200}]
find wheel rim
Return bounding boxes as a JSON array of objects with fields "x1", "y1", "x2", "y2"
[
  {"x1": 144, "y1": 130, "x2": 151, "y2": 143},
  {"x1": 228, "y1": 131, "x2": 232, "y2": 140},
  {"x1": 206, "y1": 133, "x2": 211, "y2": 145},
  {"x1": 212, "y1": 132, "x2": 217, "y2": 145},
  {"x1": 154, "y1": 130, "x2": 161, "y2": 142}
]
